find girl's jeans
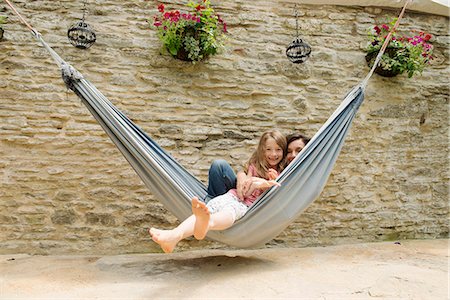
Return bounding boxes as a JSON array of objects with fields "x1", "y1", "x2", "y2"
[{"x1": 206, "y1": 159, "x2": 237, "y2": 202}]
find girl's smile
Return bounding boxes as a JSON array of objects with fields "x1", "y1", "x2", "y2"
[{"x1": 264, "y1": 137, "x2": 283, "y2": 168}]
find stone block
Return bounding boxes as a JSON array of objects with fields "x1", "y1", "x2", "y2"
[{"x1": 51, "y1": 209, "x2": 77, "y2": 225}]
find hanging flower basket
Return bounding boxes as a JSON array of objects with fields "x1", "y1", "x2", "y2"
[
  {"x1": 365, "y1": 47, "x2": 403, "y2": 77},
  {"x1": 173, "y1": 25, "x2": 200, "y2": 61},
  {"x1": 151, "y1": 0, "x2": 227, "y2": 62},
  {"x1": 364, "y1": 19, "x2": 433, "y2": 78}
]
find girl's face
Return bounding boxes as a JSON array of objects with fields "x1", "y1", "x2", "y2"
[
  {"x1": 263, "y1": 137, "x2": 284, "y2": 168},
  {"x1": 287, "y1": 139, "x2": 306, "y2": 163}
]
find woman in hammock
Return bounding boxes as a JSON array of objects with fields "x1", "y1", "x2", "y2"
[
  {"x1": 206, "y1": 132, "x2": 310, "y2": 200},
  {"x1": 149, "y1": 130, "x2": 287, "y2": 253}
]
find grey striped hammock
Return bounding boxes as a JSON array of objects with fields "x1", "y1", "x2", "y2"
[
  {"x1": 52, "y1": 35, "x2": 365, "y2": 248},
  {"x1": 8, "y1": 0, "x2": 408, "y2": 247}
]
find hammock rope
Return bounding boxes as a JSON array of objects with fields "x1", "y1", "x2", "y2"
[{"x1": 4, "y1": 0, "x2": 411, "y2": 248}]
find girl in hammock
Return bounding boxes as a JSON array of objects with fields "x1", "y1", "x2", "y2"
[{"x1": 149, "y1": 130, "x2": 287, "y2": 253}]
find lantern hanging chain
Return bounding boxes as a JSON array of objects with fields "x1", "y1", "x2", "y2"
[
  {"x1": 294, "y1": 4, "x2": 299, "y2": 40},
  {"x1": 82, "y1": 0, "x2": 87, "y2": 22}
]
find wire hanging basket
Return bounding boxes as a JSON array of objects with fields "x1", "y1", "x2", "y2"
[
  {"x1": 286, "y1": 6, "x2": 311, "y2": 64},
  {"x1": 67, "y1": 1, "x2": 96, "y2": 49}
]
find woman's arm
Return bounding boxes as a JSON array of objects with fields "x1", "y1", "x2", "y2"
[
  {"x1": 242, "y1": 177, "x2": 280, "y2": 198},
  {"x1": 236, "y1": 170, "x2": 251, "y2": 201},
  {"x1": 238, "y1": 168, "x2": 280, "y2": 200}
]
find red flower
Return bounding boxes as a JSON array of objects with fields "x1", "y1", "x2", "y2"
[
  {"x1": 381, "y1": 24, "x2": 389, "y2": 31},
  {"x1": 423, "y1": 33, "x2": 432, "y2": 41},
  {"x1": 158, "y1": 4, "x2": 164, "y2": 13},
  {"x1": 374, "y1": 25, "x2": 381, "y2": 35},
  {"x1": 196, "y1": 4, "x2": 205, "y2": 11}
]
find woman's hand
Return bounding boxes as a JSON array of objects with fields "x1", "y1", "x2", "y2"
[
  {"x1": 242, "y1": 177, "x2": 280, "y2": 198},
  {"x1": 237, "y1": 169, "x2": 280, "y2": 200}
]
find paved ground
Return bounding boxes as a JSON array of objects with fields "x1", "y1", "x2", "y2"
[{"x1": 1, "y1": 239, "x2": 448, "y2": 299}]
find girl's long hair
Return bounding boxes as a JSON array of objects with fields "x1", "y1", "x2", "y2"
[{"x1": 244, "y1": 130, "x2": 287, "y2": 179}]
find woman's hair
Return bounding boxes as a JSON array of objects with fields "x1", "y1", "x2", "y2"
[
  {"x1": 245, "y1": 130, "x2": 287, "y2": 178},
  {"x1": 286, "y1": 133, "x2": 311, "y2": 146}
]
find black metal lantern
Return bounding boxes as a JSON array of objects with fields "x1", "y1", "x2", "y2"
[
  {"x1": 286, "y1": 6, "x2": 311, "y2": 63},
  {"x1": 67, "y1": 2, "x2": 96, "y2": 49}
]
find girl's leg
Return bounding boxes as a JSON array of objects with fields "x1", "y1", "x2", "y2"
[
  {"x1": 192, "y1": 197, "x2": 236, "y2": 240},
  {"x1": 149, "y1": 215, "x2": 196, "y2": 253},
  {"x1": 150, "y1": 196, "x2": 239, "y2": 252}
]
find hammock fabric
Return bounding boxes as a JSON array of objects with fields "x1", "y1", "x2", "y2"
[
  {"x1": 5, "y1": 0, "x2": 410, "y2": 248},
  {"x1": 45, "y1": 42, "x2": 366, "y2": 248},
  {"x1": 62, "y1": 63, "x2": 364, "y2": 248}
]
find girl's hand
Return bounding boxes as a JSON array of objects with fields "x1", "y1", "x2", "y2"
[{"x1": 267, "y1": 168, "x2": 278, "y2": 180}]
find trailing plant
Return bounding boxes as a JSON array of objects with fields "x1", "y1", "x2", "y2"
[
  {"x1": 0, "y1": 16, "x2": 7, "y2": 29},
  {"x1": 151, "y1": 0, "x2": 227, "y2": 61},
  {"x1": 365, "y1": 18, "x2": 433, "y2": 78}
]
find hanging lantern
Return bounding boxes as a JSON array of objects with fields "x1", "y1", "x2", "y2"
[
  {"x1": 286, "y1": 38, "x2": 311, "y2": 64},
  {"x1": 67, "y1": 1, "x2": 96, "y2": 49},
  {"x1": 286, "y1": 6, "x2": 311, "y2": 64}
]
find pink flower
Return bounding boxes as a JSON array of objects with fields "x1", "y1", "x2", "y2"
[
  {"x1": 154, "y1": 21, "x2": 162, "y2": 27},
  {"x1": 381, "y1": 24, "x2": 389, "y2": 31}
]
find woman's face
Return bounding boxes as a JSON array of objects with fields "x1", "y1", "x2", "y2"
[
  {"x1": 264, "y1": 137, "x2": 284, "y2": 168},
  {"x1": 287, "y1": 139, "x2": 306, "y2": 163}
]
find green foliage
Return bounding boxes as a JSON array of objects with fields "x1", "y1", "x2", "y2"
[
  {"x1": 0, "y1": 16, "x2": 7, "y2": 29},
  {"x1": 151, "y1": 0, "x2": 227, "y2": 62},
  {"x1": 365, "y1": 19, "x2": 434, "y2": 78}
]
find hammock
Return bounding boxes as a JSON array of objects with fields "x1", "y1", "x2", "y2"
[{"x1": 4, "y1": 0, "x2": 410, "y2": 248}]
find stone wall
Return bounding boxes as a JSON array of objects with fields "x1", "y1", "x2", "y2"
[{"x1": 0, "y1": 0, "x2": 448, "y2": 254}]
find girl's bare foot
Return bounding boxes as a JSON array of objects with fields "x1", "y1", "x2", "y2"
[
  {"x1": 148, "y1": 227, "x2": 181, "y2": 253},
  {"x1": 191, "y1": 197, "x2": 210, "y2": 240}
]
